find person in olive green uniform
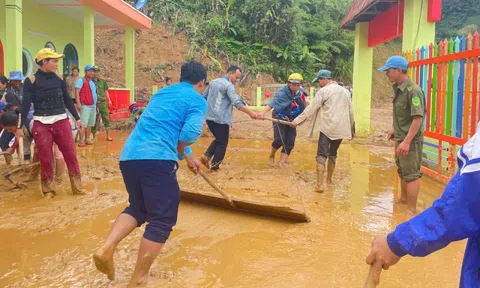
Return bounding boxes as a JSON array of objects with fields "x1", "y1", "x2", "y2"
[
  {"x1": 92, "y1": 66, "x2": 113, "y2": 141},
  {"x1": 379, "y1": 56, "x2": 425, "y2": 215}
]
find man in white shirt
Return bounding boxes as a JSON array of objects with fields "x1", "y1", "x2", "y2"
[{"x1": 290, "y1": 70, "x2": 355, "y2": 192}]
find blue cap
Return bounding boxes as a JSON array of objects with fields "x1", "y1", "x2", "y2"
[
  {"x1": 378, "y1": 56, "x2": 409, "y2": 71},
  {"x1": 9, "y1": 71, "x2": 24, "y2": 81},
  {"x1": 311, "y1": 69, "x2": 332, "y2": 83},
  {"x1": 84, "y1": 65, "x2": 95, "y2": 71}
]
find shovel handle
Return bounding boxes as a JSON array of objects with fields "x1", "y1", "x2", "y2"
[
  {"x1": 18, "y1": 137, "x2": 24, "y2": 165},
  {"x1": 16, "y1": 113, "x2": 24, "y2": 165},
  {"x1": 182, "y1": 152, "x2": 236, "y2": 208},
  {"x1": 3, "y1": 162, "x2": 40, "y2": 178},
  {"x1": 263, "y1": 116, "x2": 292, "y2": 126},
  {"x1": 363, "y1": 265, "x2": 376, "y2": 288}
]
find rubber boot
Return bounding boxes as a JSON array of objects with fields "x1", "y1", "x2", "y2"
[
  {"x1": 41, "y1": 181, "x2": 56, "y2": 198},
  {"x1": 327, "y1": 159, "x2": 335, "y2": 184},
  {"x1": 315, "y1": 164, "x2": 325, "y2": 193},
  {"x1": 70, "y1": 176, "x2": 86, "y2": 195},
  {"x1": 200, "y1": 155, "x2": 211, "y2": 169},
  {"x1": 4, "y1": 154, "x2": 13, "y2": 165}
]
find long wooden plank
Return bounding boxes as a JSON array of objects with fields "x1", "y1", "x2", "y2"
[{"x1": 180, "y1": 189, "x2": 311, "y2": 223}]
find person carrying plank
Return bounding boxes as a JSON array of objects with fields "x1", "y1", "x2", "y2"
[
  {"x1": 93, "y1": 61, "x2": 208, "y2": 286},
  {"x1": 366, "y1": 122, "x2": 480, "y2": 287},
  {"x1": 380, "y1": 56, "x2": 426, "y2": 215},
  {"x1": 289, "y1": 70, "x2": 355, "y2": 192},
  {"x1": 258, "y1": 73, "x2": 307, "y2": 168}
]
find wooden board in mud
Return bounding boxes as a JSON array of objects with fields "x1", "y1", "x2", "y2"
[{"x1": 180, "y1": 190, "x2": 310, "y2": 223}]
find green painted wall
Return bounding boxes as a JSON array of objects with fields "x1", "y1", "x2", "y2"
[
  {"x1": 0, "y1": 0, "x2": 6, "y2": 75},
  {"x1": 1, "y1": 0, "x2": 85, "y2": 76},
  {"x1": 0, "y1": 0, "x2": 5, "y2": 44},
  {"x1": 402, "y1": 0, "x2": 436, "y2": 52},
  {"x1": 352, "y1": 22, "x2": 373, "y2": 137},
  {"x1": 125, "y1": 26, "x2": 135, "y2": 101}
]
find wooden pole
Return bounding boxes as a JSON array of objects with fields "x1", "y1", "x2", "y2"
[
  {"x1": 363, "y1": 265, "x2": 376, "y2": 288},
  {"x1": 17, "y1": 113, "x2": 24, "y2": 165},
  {"x1": 183, "y1": 152, "x2": 237, "y2": 208},
  {"x1": 263, "y1": 116, "x2": 292, "y2": 126}
]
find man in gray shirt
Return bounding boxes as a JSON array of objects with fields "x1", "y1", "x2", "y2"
[{"x1": 200, "y1": 66, "x2": 258, "y2": 171}]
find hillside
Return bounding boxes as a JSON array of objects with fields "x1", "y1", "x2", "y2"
[
  {"x1": 94, "y1": 25, "x2": 275, "y2": 94},
  {"x1": 95, "y1": 24, "x2": 397, "y2": 104}
]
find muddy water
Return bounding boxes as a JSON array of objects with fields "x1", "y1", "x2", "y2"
[{"x1": 0, "y1": 132, "x2": 465, "y2": 287}]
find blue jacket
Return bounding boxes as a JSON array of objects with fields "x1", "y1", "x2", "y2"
[
  {"x1": 204, "y1": 75, "x2": 246, "y2": 126},
  {"x1": 387, "y1": 124, "x2": 480, "y2": 287},
  {"x1": 268, "y1": 85, "x2": 304, "y2": 121},
  {"x1": 120, "y1": 82, "x2": 207, "y2": 162}
]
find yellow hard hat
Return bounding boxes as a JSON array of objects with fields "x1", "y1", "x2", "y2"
[
  {"x1": 288, "y1": 73, "x2": 303, "y2": 83},
  {"x1": 36, "y1": 48, "x2": 64, "y2": 62}
]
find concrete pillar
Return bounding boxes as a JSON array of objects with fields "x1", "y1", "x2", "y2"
[
  {"x1": 5, "y1": 0, "x2": 23, "y2": 74},
  {"x1": 83, "y1": 6, "x2": 95, "y2": 68},
  {"x1": 352, "y1": 22, "x2": 373, "y2": 137},
  {"x1": 125, "y1": 26, "x2": 135, "y2": 101},
  {"x1": 402, "y1": 0, "x2": 436, "y2": 52}
]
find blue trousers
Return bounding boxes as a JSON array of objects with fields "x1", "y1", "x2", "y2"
[{"x1": 120, "y1": 160, "x2": 180, "y2": 243}]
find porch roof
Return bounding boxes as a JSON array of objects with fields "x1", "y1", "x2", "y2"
[
  {"x1": 341, "y1": 0, "x2": 399, "y2": 30},
  {"x1": 32, "y1": 0, "x2": 152, "y2": 29}
]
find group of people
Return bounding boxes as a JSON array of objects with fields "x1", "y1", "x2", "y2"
[
  {"x1": 64, "y1": 64, "x2": 113, "y2": 145},
  {"x1": 1, "y1": 48, "x2": 478, "y2": 286},
  {"x1": 91, "y1": 62, "x2": 356, "y2": 285},
  {"x1": 200, "y1": 67, "x2": 355, "y2": 193},
  {"x1": 93, "y1": 56, "x2": 480, "y2": 287},
  {"x1": 0, "y1": 47, "x2": 120, "y2": 197}
]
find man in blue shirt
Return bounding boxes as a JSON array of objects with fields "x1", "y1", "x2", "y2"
[
  {"x1": 75, "y1": 65, "x2": 98, "y2": 146},
  {"x1": 93, "y1": 61, "x2": 208, "y2": 286},
  {"x1": 366, "y1": 122, "x2": 480, "y2": 287},
  {"x1": 200, "y1": 66, "x2": 258, "y2": 171}
]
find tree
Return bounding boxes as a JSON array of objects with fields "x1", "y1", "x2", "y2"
[{"x1": 146, "y1": 0, "x2": 355, "y2": 83}]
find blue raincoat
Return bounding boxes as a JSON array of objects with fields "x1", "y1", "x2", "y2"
[{"x1": 387, "y1": 123, "x2": 480, "y2": 287}]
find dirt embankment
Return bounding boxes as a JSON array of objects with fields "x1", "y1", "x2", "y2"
[
  {"x1": 96, "y1": 24, "x2": 400, "y2": 143},
  {"x1": 95, "y1": 25, "x2": 275, "y2": 93}
]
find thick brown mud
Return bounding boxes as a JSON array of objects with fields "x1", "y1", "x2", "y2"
[{"x1": 0, "y1": 131, "x2": 464, "y2": 287}]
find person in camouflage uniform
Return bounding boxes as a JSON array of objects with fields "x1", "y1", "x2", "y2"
[{"x1": 92, "y1": 66, "x2": 113, "y2": 141}]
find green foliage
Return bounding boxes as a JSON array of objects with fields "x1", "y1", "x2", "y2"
[
  {"x1": 436, "y1": 0, "x2": 480, "y2": 40},
  {"x1": 146, "y1": 0, "x2": 354, "y2": 83}
]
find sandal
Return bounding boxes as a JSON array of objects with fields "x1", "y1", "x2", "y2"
[
  {"x1": 106, "y1": 137, "x2": 113, "y2": 141},
  {"x1": 86, "y1": 141, "x2": 94, "y2": 145},
  {"x1": 78, "y1": 143, "x2": 86, "y2": 147}
]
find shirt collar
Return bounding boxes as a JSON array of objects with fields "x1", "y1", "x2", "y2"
[
  {"x1": 222, "y1": 75, "x2": 231, "y2": 83},
  {"x1": 394, "y1": 78, "x2": 411, "y2": 92},
  {"x1": 325, "y1": 81, "x2": 337, "y2": 87}
]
